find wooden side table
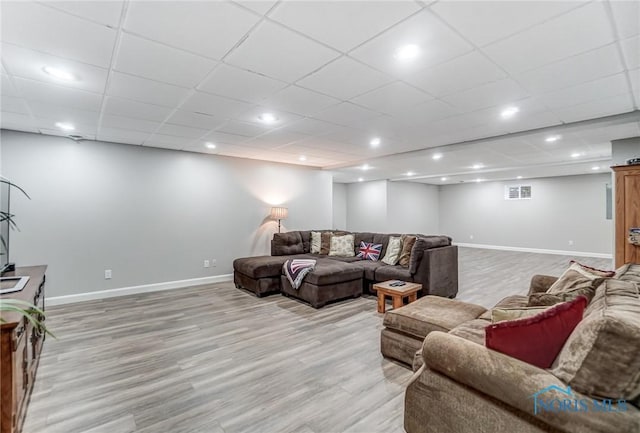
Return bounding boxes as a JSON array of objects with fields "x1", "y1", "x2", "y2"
[{"x1": 373, "y1": 280, "x2": 422, "y2": 313}]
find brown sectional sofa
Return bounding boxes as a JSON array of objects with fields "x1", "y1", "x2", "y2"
[
  {"x1": 382, "y1": 266, "x2": 640, "y2": 433},
  {"x1": 233, "y1": 230, "x2": 458, "y2": 308}
]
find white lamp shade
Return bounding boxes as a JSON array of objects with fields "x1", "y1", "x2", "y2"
[{"x1": 270, "y1": 207, "x2": 288, "y2": 220}]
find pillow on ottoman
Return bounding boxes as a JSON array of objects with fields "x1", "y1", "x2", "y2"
[{"x1": 551, "y1": 279, "x2": 640, "y2": 402}]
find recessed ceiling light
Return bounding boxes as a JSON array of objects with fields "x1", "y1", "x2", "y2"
[
  {"x1": 55, "y1": 122, "x2": 75, "y2": 131},
  {"x1": 205, "y1": 142, "x2": 216, "y2": 149},
  {"x1": 592, "y1": 166, "x2": 600, "y2": 170},
  {"x1": 545, "y1": 135, "x2": 561, "y2": 143},
  {"x1": 432, "y1": 153, "x2": 443, "y2": 160},
  {"x1": 500, "y1": 106, "x2": 519, "y2": 119},
  {"x1": 517, "y1": 175, "x2": 523, "y2": 179},
  {"x1": 370, "y1": 137, "x2": 381, "y2": 147},
  {"x1": 440, "y1": 177, "x2": 447, "y2": 181},
  {"x1": 406, "y1": 171, "x2": 415, "y2": 176},
  {"x1": 472, "y1": 163, "x2": 483, "y2": 170},
  {"x1": 258, "y1": 112, "x2": 278, "y2": 124},
  {"x1": 361, "y1": 164, "x2": 370, "y2": 171},
  {"x1": 394, "y1": 44, "x2": 420, "y2": 61},
  {"x1": 358, "y1": 177, "x2": 364, "y2": 182},
  {"x1": 299, "y1": 155, "x2": 307, "y2": 161},
  {"x1": 475, "y1": 178, "x2": 483, "y2": 183},
  {"x1": 43, "y1": 66, "x2": 76, "y2": 81},
  {"x1": 571, "y1": 152, "x2": 582, "y2": 158}
]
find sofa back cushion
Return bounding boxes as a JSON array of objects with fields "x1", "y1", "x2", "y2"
[
  {"x1": 271, "y1": 231, "x2": 304, "y2": 256},
  {"x1": 551, "y1": 279, "x2": 640, "y2": 402},
  {"x1": 408, "y1": 236, "x2": 453, "y2": 274},
  {"x1": 299, "y1": 230, "x2": 312, "y2": 253},
  {"x1": 353, "y1": 232, "x2": 374, "y2": 247}
]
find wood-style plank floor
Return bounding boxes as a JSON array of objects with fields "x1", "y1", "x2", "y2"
[{"x1": 24, "y1": 248, "x2": 612, "y2": 433}]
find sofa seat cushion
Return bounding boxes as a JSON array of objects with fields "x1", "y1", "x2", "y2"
[
  {"x1": 350, "y1": 260, "x2": 387, "y2": 280},
  {"x1": 303, "y1": 260, "x2": 362, "y2": 286},
  {"x1": 479, "y1": 295, "x2": 530, "y2": 320},
  {"x1": 234, "y1": 255, "x2": 311, "y2": 279},
  {"x1": 375, "y1": 265, "x2": 414, "y2": 283},
  {"x1": 551, "y1": 279, "x2": 640, "y2": 401},
  {"x1": 326, "y1": 256, "x2": 362, "y2": 263},
  {"x1": 383, "y1": 296, "x2": 487, "y2": 340},
  {"x1": 448, "y1": 318, "x2": 491, "y2": 346}
]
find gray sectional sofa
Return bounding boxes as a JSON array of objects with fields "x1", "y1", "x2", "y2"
[{"x1": 233, "y1": 230, "x2": 458, "y2": 308}]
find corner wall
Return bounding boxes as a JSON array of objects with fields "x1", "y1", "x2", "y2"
[{"x1": 1, "y1": 130, "x2": 333, "y2": 299}]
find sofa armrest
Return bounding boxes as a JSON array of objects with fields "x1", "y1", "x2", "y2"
[
  {"x1": 412, "y1": 245, "x2": 458, "y2": 298},
  {"x1": 422, "y1": 332, "x2": 640, "y2": 433},
  {"x1": 527, "y1": 274, "x2": 558, "y2": 295}
]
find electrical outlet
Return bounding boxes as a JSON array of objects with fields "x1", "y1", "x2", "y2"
[
  {"x1": 204, "y1": 260, "x2": 210, "y2": 268},
  {"x1": 568, "y1": 240, "x2": 574, "y2": 246},
  {"x1": 104, "y1": 269, "x2": 112, "y2": 279},
  {"x1": 211, "y1": 259, "x2": 217, "y2": 267}
]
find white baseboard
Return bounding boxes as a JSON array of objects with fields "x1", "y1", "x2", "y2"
[
  {"x1": 454, "y1": 243, "x2": 613, "y2": 260},
  {"x1": 46, "y1": 274, "x2": 233, "y2": 306}
]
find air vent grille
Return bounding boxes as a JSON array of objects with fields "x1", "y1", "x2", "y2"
[{"x1": 505, "y1": 185, "x2": 532, "y2": 200}]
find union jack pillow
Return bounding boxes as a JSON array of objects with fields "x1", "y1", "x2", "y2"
[{"x1": 357, "y1": 242, "x2": 383, "y2": 261}]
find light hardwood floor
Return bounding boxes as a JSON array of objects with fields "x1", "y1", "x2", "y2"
[{"x1": 24, "y1": 248, "x2": 612, "y2": 433}]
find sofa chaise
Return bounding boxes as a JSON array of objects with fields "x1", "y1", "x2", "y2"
[{"x1": 233, "y1": 230, "x2": 458, "y2": 308}]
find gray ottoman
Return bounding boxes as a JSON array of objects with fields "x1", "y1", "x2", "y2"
[{"x1": 280, "y1": 259, "x2": 363, "y2": 308}]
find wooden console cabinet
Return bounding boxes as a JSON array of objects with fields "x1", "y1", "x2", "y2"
[
  {"x1": 0, "y1": 265, "x2": 47, "y2": 433},
  {"x1": 613, "y1": 165, "x2": 640, "y2": 267}
]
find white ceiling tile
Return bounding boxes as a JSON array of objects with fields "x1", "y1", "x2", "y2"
[
  {"x1": 621, "y1": 35, "x2": 640, "y2": 70},
  {"x1": 197, "y1": 64, "x2": 287, "y2": 103},
  {"x1": 165, "y1": 110, "x2": 226, "y2": 130},
  {"x1": 180, "y1": 91, "x2": 252, "y2": 118},
  {"x1": 97, "y1": 127, "x2": 150, "y2": 145},
  {"x1": 234, "y1": 106, "x2": 304, "y2": 127},
  {"x1": 233, "y1": 1, "x2": 278, "y2": 16},
  {"x1": 29, "y1": 101, "x2": 99, "y2": 125},
  {"x1": 1, "y1": 96, "x2": 30, "y2": 114},
  {"x1": 216, "y1": 120, "x2": 271, "y2": 137},
  {"x1": 45, "y1": 1, "x2": 125, "y2": 27},
  {"x1": 349, "y1": 10, "x2": 473, "y2": 78},
  {"x1": 431, "y1": 1, "x2": 584, "y2": 47},
  {"x1": 101, "y1": 114, "x2": 161, "y2": 133},
  {"x1": 610, "y1": 0, "x2": 640, "y2": 39},
  {"x1": 351, "y1": 82, "x2": 433, "y2": 116},
  {"x1": 1, "y1": 2, "x2": 117, "y2": 68},
  {"x1": 1, "y1": 112, "x2": 38, "y2": 133},
  {"x1": 483, "y1": 2, "x2": 615, "y2": 74},
  {"x1": 107, "y1": 72, "x2": 191, "y2": 108},
  {"x1": 156, "y1": 123, "x2": 208, "y2": 139},
  {"x1": 124, "y1": 2, "x2": 259, "y2": 60},
  {"x1": 1, "y1": 43, "x2": 108, "y2": 94},
  {"x1": 270, "y1": 1, "x2": 420, "y2": 52},
  {"x1": 515, "y1": 44, "x2": 624, "y2": 94},
  {"x1": 35, "y1": 116, "x2": 97, "y2": 135},
  {"x1": 202, "y1": 130, "x2": 250, "y2": 145},
  {"x1": 243, "y1": 129, "x2": 311, "y2": 149},
  {"x1": 104, "y1": 97, "x2": 172, "y2": 122},
  {"x1": 551, "y1": 94, "x2": 634, "y2": 123},
  {"x1": 312, "y1": 102, "x2": 380, "y2": 126},
  {"x1": 502, "y1": 111, "x2": 563, "y2": 134},
  {"x1": 538, "y1": 73, "x2": 630, "y2": 110},
  {"x1": 393, "y1": 99, "x2": 461, "y2": 125},
  {"x1": 144, "y1": 133, "x2": 192, "y2": 149},
  {"x1": 115, "y1": 34, "x2": 217, "y2": 87},
  {"x1": 1, "y1": 74, "x2": 19, "y2": 97},
  {"x1": 285, "y1": 118, "x2": 343, "y2": 136},
  {"x1": 224, "y1": 20, "x2": 340, "y2": 82},
  {"x1": 441, "y1": 78, "x2": 529, "y2": 112},
  {"x1": 297, "y1": 56, "x2": 393, "y2": 100},
  {"x1": 404, "y1": 51, "x2": 507, "y2": 97},
  {"x1": 629, "y1": 69, "x2": 640, "y2": 101},
  {"x1": 261, "y1": 85, "x2": 339, "y2": 117},
  {"x1": 14, "y1": 77, "x2": 102, "y2": 112}
]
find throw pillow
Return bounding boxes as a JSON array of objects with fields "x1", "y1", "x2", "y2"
[
  {"x1": 527, "y1": 261, "x2": 610, "y2": 307},
  {"x1": 328, "y1": 234, "x2": 355, "y2": 257},
  {"x1": 615, "y1": 263, "x2": 640, "y2": 284},
  {"x1": 356, "y1": 242, "x2": 382, "y2": 261},
  {"x1": 490, "y1": 306, "x2": 550, "y2": 323},
  {"x1": 485, "y1": 296, "x2": 588, "y2": 369},
  {"x1": 398, "y1": 235, "x2": 417, "y2": 268},
  {"x1": 320, "y1": 232, "x2": 334, "y2": 255},
  {"x1": 381, "y1": 236, "x2": 402, "y2": 265},
  {"x1": 310, "y1": 231, "x2": 322, "y2": 254},
  {"x1": 551, "y1": 279, "x2": 640, "y2": 402}
]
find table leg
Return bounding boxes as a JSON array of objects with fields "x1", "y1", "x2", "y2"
[
  {"x1": 377, "y1": 292, "x2": 386, "y2": 313},
  {"x1": 409, "y1": 293, "x2": 417, "y2": 303},
  {"x1": 392, "y1": 295, "x2": 403, "y2": 310}
]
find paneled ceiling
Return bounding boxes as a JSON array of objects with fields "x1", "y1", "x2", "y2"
[{"x1": 1, "y1": 1, "x2": 639, "y2": 184}]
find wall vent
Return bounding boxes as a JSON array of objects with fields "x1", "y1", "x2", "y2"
[{"x1": 505, "y1": 185, "x2": 532, "y2": 200}]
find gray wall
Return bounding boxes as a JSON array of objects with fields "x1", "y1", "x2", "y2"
[
  {"x1": 611, "y1": 136, "x2": 640, "y2": 166},
  {"x1": 1, "y1": 130, "x2": 333, "y2": 297},
  {"x1": 345, "y1": 180, "x2": 388, "y2": 232},
  {"x1": 331, "y1": 182, "x2": 347, "y2": 230},
  {"x1": 439, "y1": 174, "x2": 613, "y2": 254}
]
